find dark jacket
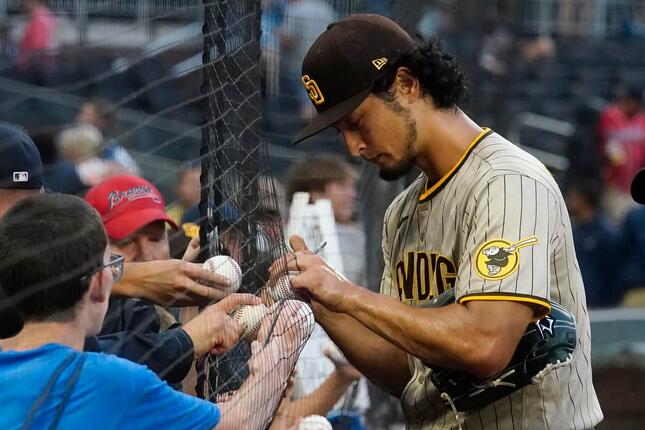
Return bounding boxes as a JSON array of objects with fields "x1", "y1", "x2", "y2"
[{"x1": 84, "y1": 298, "x2": 194, "y2": 384}]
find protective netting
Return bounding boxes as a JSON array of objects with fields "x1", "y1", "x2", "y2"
[{"x1": 196, "y1": 3, "x2": 314, "y2": 424}]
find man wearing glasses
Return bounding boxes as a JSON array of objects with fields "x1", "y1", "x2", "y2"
[
  {"x1": 0, "y1": 192, "x2": 310, "y2": 429},
  {"x1": 0, "y1": 123, "x2": 235, "y2": 385},
  {"x1": 85, "y1": 174, "x2": 250, "y2": 387}
]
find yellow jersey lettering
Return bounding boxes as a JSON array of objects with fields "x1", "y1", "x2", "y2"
[{"x1": 395, "y1": 251, "x2": 456, "y2": 303}]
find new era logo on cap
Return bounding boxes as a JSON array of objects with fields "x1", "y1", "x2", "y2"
[
  {"x1": 13, "y1": 172, "x2": 28, "y2": 182},
  {"x1": 372, "y1": 57, "x2": 388, "y2": 70}
]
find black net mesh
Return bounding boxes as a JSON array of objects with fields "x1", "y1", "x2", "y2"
[{"x1": 196, "y1": 1, "x2": 312, "y2": 426}]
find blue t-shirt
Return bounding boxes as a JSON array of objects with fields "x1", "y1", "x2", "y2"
[{"x1": 0, "y1": 344, "x2": 220, "y2": 430}]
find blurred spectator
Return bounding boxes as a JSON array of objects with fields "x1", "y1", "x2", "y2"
[
  {"x1": 478, "y1": 27, "x2": 556, "y2": 132},
  {"x1": 566, "y1": 102, "x2": 604, "y2": 184},
  {"x1": 597, "y1": 86, "x2": 645, "y2": 223},
  {"x1": 618, "y1": 206, "x2": 645, "y2": 298},
  {"x1": 416, "y1": 1, "x2": 456, "y2": 39},
  {"x1": 57, "y1": 124, "x2": 126, "y2": 189},
  {"x1": 286, "y1": 156, "x2": 365, "y2": 285},
  {"x1": 179, "y1": 175, "x2": 286, "y2": 262},
  {"x1": 85, "y1": 175, "x2": 181, "y2": 332},
  {"x1": 258, "y1": 176, "x2": 288, "y2": 254},
  {"x1": 76, "y1": 99, "x2": 140, "y2": 175},
  {"x1": 566, "y1": 179, "x2": 620, "y2": 307},
  {"x1": 17, "y1": 0, "x2": 56, "y2": 72},
  {"x1": 558, "y1": 0, "x2": 595, "y2": 35},
  {"x1": 285, "y1": 157, "x2": 370, "y2": 427},
  {"x1": 168, "y1": 164, "x2": 202, "y2": 227},
  {"x1": 619, "y1": 168, "x2": 645, "y2": 305},
  {"x1": 280, "y1": 0, "x2": 336, "y2": 117}
]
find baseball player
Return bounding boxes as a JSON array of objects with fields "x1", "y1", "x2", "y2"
[{"x1": 276, "y1": 14, "x2": 603, "y2": 429}]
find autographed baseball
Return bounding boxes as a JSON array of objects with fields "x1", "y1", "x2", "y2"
[
  {"x1": 203, "y1": 255, "x2": 242, "y2": 294},
  {"x1": 231, "y1": 304, "x2": 268, "y2": 341}
]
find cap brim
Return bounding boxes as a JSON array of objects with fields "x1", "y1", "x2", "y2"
[
  {"x1": 293, "y1": 86, "x2": 373, "y2": 144},
  {"x1": 105, "y1": 207, "x2": 178, "y2": 240},
  {"x1": 631, "y1": 168, "x2": 645, "y2": 204}
]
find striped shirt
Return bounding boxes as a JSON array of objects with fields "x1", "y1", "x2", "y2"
[{"x1": 380, "y1": 129, "x2": 603, "y2": 429}]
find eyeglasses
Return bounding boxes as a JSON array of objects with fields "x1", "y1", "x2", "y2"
[{"x1": 81, "y1": 254, "x2": 125, "y2": 284}]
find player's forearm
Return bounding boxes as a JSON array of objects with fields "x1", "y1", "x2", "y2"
[
  {"x1": 315, "y1": 306, "x2": 410, "y2": 397},
  {"x1": 343, "y1": 288, "x2": 509, "y2": 378}
]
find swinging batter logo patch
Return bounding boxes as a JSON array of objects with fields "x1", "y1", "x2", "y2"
[{"x1": 474, "y1": 236, "x2": 538, "y2": 280}]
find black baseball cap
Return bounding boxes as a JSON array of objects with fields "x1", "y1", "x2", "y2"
[
  {"x1": 293, "y1": 14, "x2": 416, "y2": 144},
  {"x1": 0, "y1": 123, "x2": 43, "y2": 189},
  {"x1": 631, "y1": 168, "x2": 645, "y2": 204}
]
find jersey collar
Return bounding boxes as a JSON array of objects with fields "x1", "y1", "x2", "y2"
[{"x1": 418, "y1": 128, "x2": 492, "y2": 203}]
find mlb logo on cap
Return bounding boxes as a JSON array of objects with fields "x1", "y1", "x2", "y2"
[{"x1": 13, "y1": 172, "x2": 28, "y2": 182}]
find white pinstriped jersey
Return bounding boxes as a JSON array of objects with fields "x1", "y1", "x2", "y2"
[{"x1": 380, "y1": 129, "x2": 603, "y2": 429}]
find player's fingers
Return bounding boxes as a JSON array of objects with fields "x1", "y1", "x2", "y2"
[
  {"x1": 268, "y1": 252, "x2": 300, "y2": 276},
  {"x1": 289, "y1": 234, "x2": 312, "y2": 254},
  {"x1": 288, "y1": 274, "x2": 311, "y2": 294},
  {"x1": 215, "y1": 293, "x2": 261, "y2": 313},
  {"x1": 281, "y1": 253, "x2": 316, "y2": 273},
  {"x1": 183, "y1": 262, "x2": 231, "y2": 288}
]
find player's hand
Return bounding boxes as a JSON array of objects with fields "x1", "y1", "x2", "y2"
[
  {"x1": 182, "y1": 293, "x2": 260, "y2": 356},
  {"x1": 269, "y1": 235, "x2": 356, "y2": 314},
  {"x1": 116, "y1": 259, "x2": 232, "y2": 307}
]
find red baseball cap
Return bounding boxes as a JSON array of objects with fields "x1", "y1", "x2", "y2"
[{"x1": 85, "y1": 175, "x2": 178, "y2": 240}]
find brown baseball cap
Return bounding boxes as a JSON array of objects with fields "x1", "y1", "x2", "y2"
[{"x1": 293, "y1": 14, "x2": 416, "y2": 144}]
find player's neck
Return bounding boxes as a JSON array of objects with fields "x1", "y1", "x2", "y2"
[
  {"x1": 0, "y1": 319, "x2": 87, "y2": 352},
  {"x1": 414, "y1": 109, "x2": 483, "y2": 183}
]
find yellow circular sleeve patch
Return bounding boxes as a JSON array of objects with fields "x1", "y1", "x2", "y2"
[{"x1": 474, "y1": 236, "x2": 538, "y2": 281}]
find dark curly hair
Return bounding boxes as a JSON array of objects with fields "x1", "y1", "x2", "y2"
[{"x1": 372, "y1": 38, "x2": 469, "y2": 109}]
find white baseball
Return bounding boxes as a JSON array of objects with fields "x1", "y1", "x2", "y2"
[
  {"x1": 269, "y1": 274, "x2": 296, "y2": 301},
  {"x1": 297, "y1": 415, "x2": 332, "y2": 430},
  {"x1": 231, "y1": 304, "x2": 268, "y2": 341},
  {"x1": 203, "y1": 255, "x2": 242, "y2": 294},
  {"x1": 285, "y1": 299, "x2": 315, "y2": 335}
]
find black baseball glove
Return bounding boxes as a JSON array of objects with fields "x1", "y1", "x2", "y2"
[{"x1": 422, "y1": 289, "x2": 576, "y2": 412}]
